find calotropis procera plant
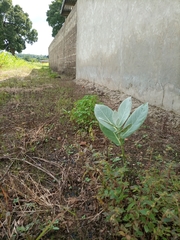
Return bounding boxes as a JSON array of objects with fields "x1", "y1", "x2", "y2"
[{"x1": 94, "y1": 97, "x2": 148, "y2": 163}]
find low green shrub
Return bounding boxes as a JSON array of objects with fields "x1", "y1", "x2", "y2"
[
  {"x1": 70, "y1": 95, "x2": 99, "y2": 130},
  {"x1": 97, "y1": 160, "x2": 180, "y2": 239}
]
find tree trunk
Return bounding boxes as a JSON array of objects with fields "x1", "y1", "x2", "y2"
[{"x1": 10, "y1": 49, "x2": 15, "y2": 56}]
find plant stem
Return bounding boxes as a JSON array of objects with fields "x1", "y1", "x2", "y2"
[
  {"x1": 36, "y1": 222, "x2": 53, "y2": 240},
  {"x1": 120, "y1": 140, "x2": 126, "y2": 165}
]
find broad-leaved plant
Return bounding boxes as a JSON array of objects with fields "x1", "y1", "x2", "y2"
[{"x1": 94, "y1": 97, "x2": 148, "y2": 162}]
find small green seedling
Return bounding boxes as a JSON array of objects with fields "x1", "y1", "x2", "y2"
[{"x1": 94, "y1": 97, "x2": 148, "y2": 163}]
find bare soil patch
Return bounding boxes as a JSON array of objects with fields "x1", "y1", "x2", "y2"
[{"x1": 0, "y1": 67, "x2": 179, "y2": 239}]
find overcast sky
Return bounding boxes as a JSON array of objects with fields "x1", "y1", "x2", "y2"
[{"x1": 12, "y1": 0, "x2": 54, "y2": 55}]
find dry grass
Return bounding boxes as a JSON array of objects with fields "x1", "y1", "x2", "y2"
[{"x1": 0, "y1": 66, "x2": 110, "y2": 240}]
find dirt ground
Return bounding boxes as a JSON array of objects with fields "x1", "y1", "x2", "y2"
[{"x1": 0, "y1": 67, "x2": 180, "y2": 239}]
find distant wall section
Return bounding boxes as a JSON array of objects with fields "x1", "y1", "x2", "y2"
[
  {"x1": 76, "y1": 0, "x2": 180, "y2": 114},
  {"x1": 48, "y1": 4, "x2": 77, "y2": 76}
]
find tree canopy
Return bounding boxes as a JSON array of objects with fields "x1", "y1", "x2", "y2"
[
  {"x1": 0, "y1": 0, "x2": 38, "y2": 55},
  {"x1": 46, "y1": 0, "x2": 65, "y2": 37}
]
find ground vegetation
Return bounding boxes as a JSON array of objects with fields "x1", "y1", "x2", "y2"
[{"x1": 0, "y1": 54, "x2": 179, "y2": 239}]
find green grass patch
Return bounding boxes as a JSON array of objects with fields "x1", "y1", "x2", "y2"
[{"x1": 0, "y1": 51, "x2": 32, "y2": 69}]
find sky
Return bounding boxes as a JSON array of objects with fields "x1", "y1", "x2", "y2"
[{"x1": 13, "y1": 0, "x2": 54, "y2": 55}]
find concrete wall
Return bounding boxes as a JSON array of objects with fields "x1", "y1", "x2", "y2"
[
  {"x1": 76, "y1": 0, "x2": 180, "y2": 114},
  {"x1": 48, "y1": 4, "x2": 77, "y2": 76}
]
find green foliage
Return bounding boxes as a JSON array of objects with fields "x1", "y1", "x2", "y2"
[
  {"x1": 94, "y1": 97, "x2": 179, "y2": 238},
  {"x1": 70, "y1": 95, "x2": 99, "y2": 130},
  {"x1": 48, "y1": 69, "x2": 59, "y2": 78},
  {"x1": 36, "y1": 219, "x2": 60, "y2": 240},
  {"x1": 17, "y1": 53, "x2": 48, "y2": 62},
  {"x1": 0, "y1": 0, "x2": 11, "y2": 16},
  {"x1": 94, "y1": 97, "x2": 148, "y2": 162},
  {"x1": 94, "y1": 97, "x2": 148, "y2": 146},
  {"x1": 0, "y1": 51, "x2": 32, "y2": 69},
  {"x1": 0, "y1": 0, "x2": 38, "y2": 54},
  {"x1": 98, "y1": 160, "x2": 180, "y2": 239},
  {"x1": 46, "y1": 0, "x2": 65, "y2": 37}
]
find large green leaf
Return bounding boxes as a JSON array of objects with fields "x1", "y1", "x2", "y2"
[
  {"x1": 112, "y1": 110, "x2": 119, "y2": 127},
  {"x1": 99, "y1": 124, "x2": 120, "y2": 146},
  {"x1": 120, "y1": 103, "x2": 148, "y2": 139},
  {"x1": 115, "y1": 97, "x2": 132, "y2": 127},
  {"x1": 94, "y1": 104, "x2": 115, "y2": 131}
]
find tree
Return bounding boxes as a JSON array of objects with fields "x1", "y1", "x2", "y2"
[
  {"x1": 0, "y1": 0, "x2": 11, "y2": 45},
  {"x1": 46, "y1": 0, "x2": 65, "y2": 37},
  {"x1": 0, "y1": 0, "x2": 38, "y2": 55}
]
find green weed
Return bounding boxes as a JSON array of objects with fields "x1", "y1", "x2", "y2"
[
  {"x1": 97, "y1": 160, "x2": 180, "y2": 239},
  {"x1": 70, "y1": 95, "x2": 99, "y2": 130},
  {"x1": 36, "y1": 219, "x2": 60, "y2": 240}
]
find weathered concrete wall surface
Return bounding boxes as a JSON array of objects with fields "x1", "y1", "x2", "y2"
[
  {"x1": 48, "y1": 4, "x2": 77, "y2": 76},
  {"x1": 76, "y1": 0, "x2": 180, "y2": 114}
]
